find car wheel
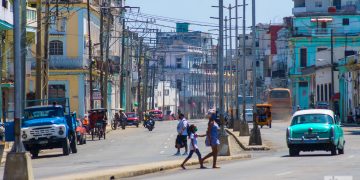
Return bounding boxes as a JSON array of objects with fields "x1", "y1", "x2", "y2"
[
  {"x1": 289, "y1": 148, "x2": 299, "y2": 156},
  {"x1": 62, "y1": 138, "x2": 70, "y2": 156},
  {"x1": 70, "y1": 134, "x2": 78, "y2": 153},
  {"x1": 338, "y1": 147, "x2": 344, "y2": 154},
  {"x1": 30, "y1": 148, "x2": 39, "y2": 158},
  {"x1": 330, "y1": 145, "x2": 337, "y2": 156}
]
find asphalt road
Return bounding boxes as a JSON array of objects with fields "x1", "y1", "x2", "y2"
[
  {"x1": 0, "y1": 119, "x2": 212, "y2": 179},
  {"x1": 128, "y1": 121, "x2": 360, "y2": 180}
]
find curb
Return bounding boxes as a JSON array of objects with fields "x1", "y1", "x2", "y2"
[
  {"x1": 226, "y1": 129, "x2": 270, "y2": 151},
  {"x1": 45, "y1": 154, "x2": 251, "y2": 180}
]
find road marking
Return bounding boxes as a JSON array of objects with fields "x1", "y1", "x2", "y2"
[
  {"x1": 348, "y1": 155, "x2": 355, "y2": 159},
  {"x1": 160, "y1": 151, "x2": 165, "y2": 154},
  {"x1": 164, "y1": 146, "x2": 168, "y2": 149},
  {"x1": 276, "y1": 171, "x2": 293, "y2": 176}
]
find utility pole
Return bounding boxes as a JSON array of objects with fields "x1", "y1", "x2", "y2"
[
  {"x1": 151, "y1": 64, "x2": 156, "y2": 109},
  {"x1": 120, "y1": 18, "x2": 126, "y2": 109},
  {"x1": 43, "y1": 0, "x2": 50, "y2": 101},
  {"x1": 240, "y1": 0, "x2": 250, "y2": 136},
  {"x1": 225, "y1": 16, "x2": 229, "y2": 113},
  {"x1": 4, "y1": 0, "x2": 34, "y2": 178},
  {"x1": 228, "y1": 4, "x2": 234, "y2": 126},
  {"x1": 249, "y1": 0, "x2": 262, "y2": 145},
  {"x1": 35, "y1": 0, "x2": 42, "y2": 102},
  {"x1": 137, "y1": 38, "x2": 143, "y2": 124},
  {"x1": 234, "y1": 0, "x2": 240, "y2": 125},
  {"x1": 87, "y1": 0, "x2": 94, "y2": 109},
  {"x1": 99, "y1": 2, "x2": 104, "y2": 107},
  {"x1": 218, "y1": 0, "x2": 230, "y2": 156},
  {"x1": 330, "y1": 29, "x2": 334, "y2": 109},
  {"x1": 103, "y1": 1, "x2": 111, "y2": 110}
]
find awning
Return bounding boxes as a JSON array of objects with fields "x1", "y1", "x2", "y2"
[
  {"x1": 1, "y1": 83, "x2": 14, "y2": 88},
  {"x1": 0, "y1": 20, "x2": 13, "y2": 31}
]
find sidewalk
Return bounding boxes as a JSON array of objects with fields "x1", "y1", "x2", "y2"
[
  {"x1": 226, "y1": 129, "x2": 270, "y2": 151},
  {"x1": 45, "y1": 154, "x2": 251, "y2": 180}
]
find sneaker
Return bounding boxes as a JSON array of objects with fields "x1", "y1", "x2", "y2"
[
  {"x1": 182, "y1": 152, "x2": 188, "y2": 156},
  {"x1": 174, "y1": 152, "x2": 180, "y2": 156}
]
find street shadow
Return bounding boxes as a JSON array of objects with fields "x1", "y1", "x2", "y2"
[
  {"x1": 281, "y1": 153, "x2": 332, "y2": 158},
  {"x1": 345, "y1": 130, "x2": 360, "y2": 135},
  {"x1": 32, "y1": 153, "x2": 64, "y2": 159}
]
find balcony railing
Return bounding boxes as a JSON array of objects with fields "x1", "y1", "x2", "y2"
[{"x1": 31, "y1": 56, "x2": 89, "y2": 70}]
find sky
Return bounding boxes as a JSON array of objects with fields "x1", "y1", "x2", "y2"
[{"x1": 126, "y1": 0, "x2": 293, "y2": 33}]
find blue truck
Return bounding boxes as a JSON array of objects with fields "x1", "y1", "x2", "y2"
[{"x1": 5, "y1": 98, "x2": 78, "y2": 157}]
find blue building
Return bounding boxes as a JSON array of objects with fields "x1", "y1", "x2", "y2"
[{"x1": 289, "y1": 0, "x2": 360, "y2": 115}]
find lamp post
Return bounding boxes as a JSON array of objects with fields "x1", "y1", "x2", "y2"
[
  {"x1": 249, "y1": 0, "x2": 262, "y2": 145},
  {"x1": 218, "y1": 0, "x2": 231, "y2": 156}
]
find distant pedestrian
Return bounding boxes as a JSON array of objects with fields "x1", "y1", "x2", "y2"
[
  {"x1": 201, "y1": 114, "x2": 220, "y2": 168},
  {"x1": 180, "y1": 124, "x2": 206, "y2": 169},
  {"x1": 175, "y1": 113, "x2": 188, "y2": 156}
]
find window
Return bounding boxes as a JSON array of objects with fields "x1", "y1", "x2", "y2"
[
  {"x1": 317, "y1": 85, "x2": 320, "y2": 101},
  {"x1": 315, "y1": 1, "x2": 322, "y2": 7},
  {"x1": 49, "y1": 40, "x2": 63, "y2": 55},
  {"x1": 2, "y1": 0, "x2": 7, "y2": 8},
  {"x1": 343, "y1": 18, "x2": 350, "y2": 26},
  {"x1": 321, "y1": 84, "x2": 324, "y2": 101},
  {"x1": 176, "y1": 80, "x2": 182, "y2": 91},
  {"x1": 57, "y1": 17, "x2": 67, "y2": 32},
  {"x1": 164, "y1": 89, "x2": 169, "y2": 96},
  {"x1": 300, "y1": 48, "x2": 307, "y2": 67},
  {"x1": 176, "y1": 58, "x2": 182, "y2": 68},
  {"x1": 324, "y1": 84, "x2": 328, "y2": 101}
]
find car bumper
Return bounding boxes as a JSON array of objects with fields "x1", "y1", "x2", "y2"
[
  {"x1": 23, "y1": 137, "x2": 66, "y2": 149},
  {"x1": 127, "y1": 121, "x2": 139, "y2": 126},
  {"x1": 287, "y1": 137, "x2": 335, "y2": 151}
]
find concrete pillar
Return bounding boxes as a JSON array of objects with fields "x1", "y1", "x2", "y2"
[{"x1": 3, "y1": 152, "x2": 34, "y2": 180}]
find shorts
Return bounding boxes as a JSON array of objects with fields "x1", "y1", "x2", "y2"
[{"x1": 180, "y1": 135, "x2": 188, "y2": 145}]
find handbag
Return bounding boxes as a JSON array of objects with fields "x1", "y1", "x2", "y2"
[{"x1": 175, "y1": 135, "x2": 185, "y2": 148}]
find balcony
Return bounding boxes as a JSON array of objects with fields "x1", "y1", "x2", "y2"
[
  {"x1": 31, "y1": 56, "x2": 89, "y2": 70},
  {"x1": 26, "y1": 7, "x2": 37, "y2": 28}
]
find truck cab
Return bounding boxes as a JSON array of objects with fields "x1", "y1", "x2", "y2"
[{"x1": 5, "y1": 98, "x2": 78, "y2": 158}]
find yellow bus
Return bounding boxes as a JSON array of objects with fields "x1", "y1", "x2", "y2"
[{"x1": 267, "y1": 88, "x2": 292, "y2": 120}]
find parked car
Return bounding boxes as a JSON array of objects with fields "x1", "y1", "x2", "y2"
[
  {"x1": 125, "y1": 112, "x2": 140, "y2": 127},
  {"x1": 286, "y1": 109, "x2": 345, "y2": 156},
  {"x1": 148, "y1": 110, "x2": 164, "y2": 121},
  {"x1": 76, "y1": 119, "x2": 87, "y2": 145}
]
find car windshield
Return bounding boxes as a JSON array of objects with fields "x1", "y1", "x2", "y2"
[
  {"x1": 245, "y1": 109, "x2": 253, "y2": 114},
  {"x1": 270, "y1": 90, "x2": 290, "y2": 98},
  {"x1": 149, "y1": 111, "x2": 162, "y2": 115},
  {"x1": 24, "y1": 107, "x2": 64, "y2": 121},
  {"x1": 126, "y1": 113, "x2": 137, "y2": 118},
  {"x1": 291, "y1": 114, "x2": 333, "y2": 125}
]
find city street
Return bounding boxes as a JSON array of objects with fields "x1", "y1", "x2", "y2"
[
  {"x1": 0, "y1": 119, "x2": 213, "y2": 179},
  {"x1": 128, "y1": 121, "x2": 360, "y2": 180}
]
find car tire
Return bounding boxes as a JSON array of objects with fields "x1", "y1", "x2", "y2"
[
  {"x1": 70, "y1": 134, "x2": 78, "y2": 153},
  {"x1": 30, "y1": 148, "x2": 39, "y2": 158},
  {"x1": 289, "y1": 148, "x2": 299, "y2": 156},
  {"x1": 62, "y1": 138, "x2": 71, "y2": 156},
  {"x1": 330, "y1": 145, "x2": 337, "y2": 156}
]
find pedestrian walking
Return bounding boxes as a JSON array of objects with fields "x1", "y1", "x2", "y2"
[
  {"x1": 175, "y1": 113, "x2": 188, "y2": 156},
  {"x1": 201, "y1": 114, "x2": 220, "y2": 168},
  {"x1": 180, "y1": 124, "x2": 206, "y2": 169}
]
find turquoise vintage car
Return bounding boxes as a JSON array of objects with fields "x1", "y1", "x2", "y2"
[{"x1": 286, "y1": 109, "x2": 345, "y2": 156}]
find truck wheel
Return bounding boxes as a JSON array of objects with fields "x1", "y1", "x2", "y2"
[
  {"x1": 62, "y1": 138, "x2": 70, "y2": 156},
  {"x1": 30, "y1": 149, "x2": 39, "y2": 158},
  {"x1": 70, "y1": 134, "x2": 78, "y2": 153}
]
